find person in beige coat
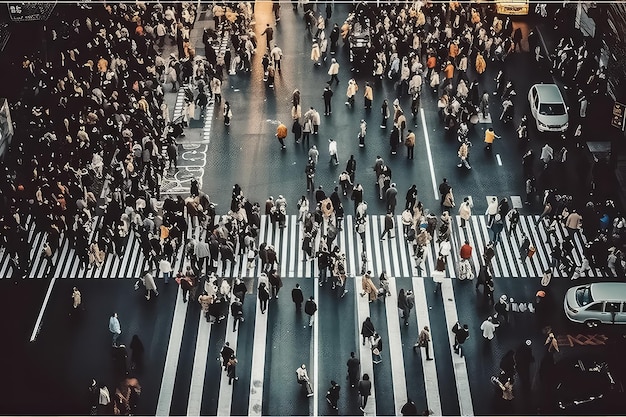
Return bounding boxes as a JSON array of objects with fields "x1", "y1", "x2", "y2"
[
  {"x1": 458, "y1": 197, "x2": 473, "y2": 228},
  {"x1": 360, "y1": 271, "x2": 378, "y2": 302},
  {"x1": 345, "y1": 79, "x2": 358, "y2": 107},
  {"x1": 72, "y1": 287, "x2": 82, "y2": 309},
  {"x1": 141, "y1": 271, "x2": 159, "y2": 300},
  {"x1": 311, "y1": 40, "x2": 321, "y2": 66},
  {"x1": 198, "y1": 292, "x2": 213, "y2": 322}
]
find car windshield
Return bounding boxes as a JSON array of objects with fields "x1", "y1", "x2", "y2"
[
  {"x1": 576, "y1": 287, "x2": 593, "y2": 306},
  {"x1": 539, "y1": 103, "x2": 566, "y2": 115}
]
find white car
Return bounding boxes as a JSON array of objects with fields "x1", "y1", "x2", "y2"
[
  {"x1": 564, "y1": 282, "x2": 626, "y2": 327},
  {"x1": 527, "y1": 84, "x2": 569, "y2": 132}
]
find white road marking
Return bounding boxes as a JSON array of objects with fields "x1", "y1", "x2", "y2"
[
  {"x1": 441, "y1": 279, "x2": 474, "y2": 416},
  {"x1": 385, "y1": 277, "x2": 408, "y2": 415},
  {"x1": 187, "y1": 313, "x2": 212, "y2": 416},
  {"x1": 496, "y1": 154, "x2": 502, "y2": 166},
  {"x1": 156, "y1": 288, "x2": 190, "y2": 416},
  {"x1": 420, "y1": 108, "x2": 440, "y2": 201},
  {"x1": 217, "y1": 294, "x2": 240, "y2": 416},
  {"x1": 412, "y1": 277, "x2": 442, "y2": 415},
  {"x1": 248, "y1": 285, "x2": 269, "y2": 416},
  {"x1": 29, "y1": 276, "x2": 57, "y2": 342}
]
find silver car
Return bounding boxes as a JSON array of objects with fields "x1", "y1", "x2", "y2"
[
  {"x1": 527, "y1": 84, "x2": 569, "y2": 132},
  {"x1": 564, "y1": 282, "x2": 626, "y2": 327}
]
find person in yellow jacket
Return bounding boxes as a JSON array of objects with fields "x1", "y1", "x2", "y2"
[
  {"x1": 276, "y1": 122, "x2": 288, "y2": 149},
  {"x1": 363, "y1": 82, "x2": 373, "y2": 109},
  {"x1": 483, "y1": 127, "x2": 501, "y2": 151},
  {"x1": 475, "y1": 52, "x2": 487, "y2": 77}
]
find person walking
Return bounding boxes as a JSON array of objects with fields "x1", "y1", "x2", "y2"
[
  {"x1": 291, "y1": 283, "x2": 304, "y2": 312},
  {"x1": 129, "y1": 334, "x2": 144, "y2": 370},
  {"x1": 109, "y1": 313, "x2": 122, "y2": 347},
  {"x1": 363, "y1": 82, "x2": 373, "y2": 109},
  {"x1": 451, "y1": 322, "x2": 470, "y2": 356},
  {"x1": 385, "y1": 183, "x2": 398, "y2": 214},
  {"x1": 480, "y1": 316, "x2": 499, "y2": 342},
  {"x1": 484, "y1": 127, "x2": 501, "y2": 151},
  {"x1": 261, "y1": 24, "x2": 274, "y2": 50},
  {"x1": 327, "y1": 58, "x2": 340, "y2": 85},
  {"x1": 305, "y1": 296, "x2": 317, "y2": 327},
  {"x1": 346, "y1": 78, "x2": 358, "y2": 107},
  {"x1": 405, "y1": 130, "x2": 415, "y2": 159},
  {"x1": 414, "y1": 325, "x2": 433, "y2": 360},
  {"x1": 398, "y1": 289, "x2": 414, "y2": 326},
  {"x1": 258, "y1": 282, "x2": 270, "y2": 314},
  {"x1": 323, "y1": 85, "x2": 333, "y2": 115},
  {"x1": 296, "y1": 364, "x2": 314, "y2": 397},
  {"x1": 361, "y1": 317, "x2": 376, "y2": 346},
  {"x1": 328, "y1": 138, "x2": 339, "y2": 165},
  {"x1": 158, "y1": 258, "x2": 173, "y2": 284},
  {"x1": 371, "y1": 332, "x2": 383, "y2": 364},
  {"x1": 380, "y1": 212, "x2": 395, "y2": 240},
  {"x1": 141, "y1": 270, "x2": 159, "y2": 300},
  {"x1": 358, "y1": 374, "x2": 372, "y2": 412},
  {"x1": 71, "y1": 287, "x2": 82, "y2": 312},
  {"x1": 231, "y1": 297, "x2": 244, "y2": 332},
  {"x1": 276, "y1": 122, "x2": 288, "y2": 150},
  {"x1": 459, "y1": 197, "x2": 473, "y2": 228},
  {"x1": 227, "y1": 355, "x2": 239, "y2": 384},
  {"x1": 346, "y1": 351, "x2": 360, "y2": 388},
  {"x1": 401, "y1": 398, "x2": 419, "y2": 416},
  {"x1": 325, "y1": 380, "x2": 340, "y2": 411},
  {"x1": 223, "y1": 101, "x2": 232, "y2": 126}
]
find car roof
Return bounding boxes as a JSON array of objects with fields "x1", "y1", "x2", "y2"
[
  {"x1": 589, "y1": 282, "x2": 626, "y2": 302},
  {"x1": 532, "y1": 84, "x2": 564, "y2": 103}
]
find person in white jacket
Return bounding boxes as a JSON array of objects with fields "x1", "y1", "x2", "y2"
[
  {"x1": 158, "y1": 258, "x2": 173, "y2": 283},
  {"x1": 485, "y1": 197, "x2": 498, "y2": 227},
  {"x1": 480, "y1": 316, "x2": 499, "y2": 340},
  {"x1": 328, "y1": 138, "x2": 338, "y2": 165}
]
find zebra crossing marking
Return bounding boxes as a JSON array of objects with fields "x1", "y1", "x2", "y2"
[
  {"x1": 216, "y1": 298, "x2": 239, "y2": 416},
  {"x1": 412, "y1": 277, "x2": 442, "y2": 416},
  {"x1": 441, "y1": 279, "x2": 474, "y2": 416},
  {"x1": 385, "y1": 277, "x2": 408, "y2": 415},
  {"x1": 355, "y1": 272, "x2": 377, "y2": 415},
  {"x1": 157, "y1": 288, "x2": 190, "y2": 416},
  {"x1": 187, "y1": 312, "x2": 213, "y2": 416}
]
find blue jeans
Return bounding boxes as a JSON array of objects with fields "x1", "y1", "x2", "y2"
[{"x1": 163, "y1": 271, "x2": 171, "y2": 284}]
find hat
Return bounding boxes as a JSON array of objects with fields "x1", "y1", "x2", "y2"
[{"x1": 301, "y1": 364, "x2": 306, "y2": 369}]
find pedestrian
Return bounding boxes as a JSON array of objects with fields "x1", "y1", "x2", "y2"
[
  {"x1": 296, "y1": 364, "x2": 314, "y2": 397},
  {"x1": 328, "y1": 138, "x2": 339, "y2": 165},
  {"x1": 360, "y1": 271, "x2": 378, "y2": 303},
  {"x1": 220, "y1": 342, "x2": 234, "y2": 371},
  {"x1": 459, "y1": 197, "x2": 473, "y2": 228},
  {"x1": 363, "y1": 82, "x2": 373, "y2": 109},
  {"x1": 223, "y1": 101, "x2": 232, "y2": 126},
  {"x1": 484, "y1": 127, "x2": 500, "y2": 151},
  {"x1": 545, "y1": 331, "x2": 559, "y2": 352},
  {"x1": 358, "y1": 119, "x2": 367, "y2": 147},
  {"x1": 141, "y1": 270, "x2": 159, "y2": 300},
  {"x1": 268, "y1": 269, "x2": 283, "y2": 298},
  {"x1": 323, "y1": 85, "x2": 333, "y2": 115},
  {"x1": 401, "y1": 397, "x2": 419, "y2": 416},
  {"x1": 405, "y1": 184, "x2": 417, "y2": 210},
  {"x1": 276, "y1": 122, "x2": 287, "y2": 150},
  {"x1": 178, "y1": 269, "x2": 196, "y2": 302},
  {"x1": 452, "y1": 322, "x2": 469, "y2": 356},
  {"x1": 442, "y1": 188, "x2": 455, "y2": 212},
  {"x1": 414, "y1": 325, "x2": 433, "y2": 360},
  {"x1": 258, "y1": 282, "x2": 270, "y2": 314},
  {"x1": 540, "y1": 143, "x2": 553, "y2": 168},
  {"x1": 112, "y1": 344, "x2": 129, "y2": 377},
  {"x1": 310, "y1": 39, "x2": 321, "y2": 66},
  {"x1": 508, "y1": 208, "x2": 520, "y2": 233},
  {"x1": 358, "y1": 374, "x2": 372, "y2": 412},
  {"x1": 346, "y1": 351, "x2": 360, "y2": 388},
  {"x1": 380, "y1": 212, "x2": 395, "y2": 240},
  {"x1": 371, "y1": 332, "x2": 383, "y2": 364},
  {"x1": 385, "y1": 182, "x2": 398, "y2": 214},
  {"x1": 198, "y1": 291, "x2": 212, "y2": 322},
  {"x1": 129, "y1": 334, "x2": 144, "y2": 370},
  {"x1": 405, "y1": 130, "x2": 415, "y2": 159},
  {"x1": 327, "y1": 58, "x2": 340, "y2": 85},
  {"x1": 460, "y1": 241, "x2": 472, "y2": 260},
  {"x1": 345, "y1": 78, "x2": 358, "y2": 107},
  {"x1": 231, "y1": 297, "x2": 244, "y2": 332},
  {"x1": 480, "y1": 316, "x2": 499, "y2": 341},
  {"x1": 158, "y1": 257, "x2": 173, "y2": 284},
  {"x1": 109, "y1": 313, "x2": 122, "y2": 347},
  {"x1": 380, "y1": 99, "x2": 390, "y2": 128},
  {"x1": 261, "y1": 24, "x2": 273, "y2": 49},
  {"x1": 398, "y1": 289, "x2": 414, "y2": 326},
  {"x1": 361, "y1": 317, "x2": 375, "y2": 346},
  {"x1": 227, "y1": 355, "x2": 239, "y2": 384},
  {"x1": 325, "y1": 380, "x2": 340, "y2": 410},
  {"x1": 305, "y1": 296, "x2": 317, "y2": 327},
  {"x1": 515, "y1": 340, "x2": 535, "y2": 390},
  {"x1": 71, "y1": 287, "x2": 82, "y2": 311},
  {"x1": 438, "y1": 178, "x2": 451, "y2": 205},
  {"x1": 489, "y1": 214, "x2": 504, "y2": 245}
]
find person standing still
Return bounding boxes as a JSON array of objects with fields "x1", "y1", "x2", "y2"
[
  {"x1": 292, "y1": 283, "x2": 304, "y2": 312},
  {"x1": 305, "y1": 296, "x2": 317, "y2": 326},
  {"x1": 358, "y1": 374, "x2": 372, "y2": 412},
  {"x1": 109, "y1": 313, "x2": 122, "y2": 347},
  {"x1": 414, "y1": 325, "x2": 433, "y2": 360}
]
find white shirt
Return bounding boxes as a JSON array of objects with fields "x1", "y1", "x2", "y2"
[
  {"x1": 328, "y1": 140, "x2": 337, "y2": 156},
  {"x1": 480, "y1": 320, "x2": 497, "y2": 340}
]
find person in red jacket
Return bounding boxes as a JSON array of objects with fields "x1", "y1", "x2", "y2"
[{"x1": 460, "y1": 240, "x2": 472, "y2": 260}]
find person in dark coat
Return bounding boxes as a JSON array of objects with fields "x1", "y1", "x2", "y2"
[
  {"x1": 361, "y1": 317, "x2": 376, "y2": 345},
  {"x1": 292, "y1": 283, "x2": 304, "y2": 312},
  {"x1": 258, "y1": 282, "x2": 270, "y2": 313},
  {"x1": 401, "y1": 397, "x2": 419, "y2": 415},
  {"x1": 231, "y1": 297, "x2": 244, "y2": 332},
  {"x1": 358, "y1": 374, "x2": 372, "y2": 412},
  {"x1": 346, "y1": 351, "x2": 360, "y2": 388},
  {"x1": 129, "y1": 335, "x2": 145, "y2": 371},
  {"x1": 304, "y1": 296, "x2": 317, "y2": 326},
  {"x1": 233, "y1": 278, "x2": 247, "y2": 304}
]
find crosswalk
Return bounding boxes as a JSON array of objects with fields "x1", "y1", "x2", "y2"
[
  {"x1": 0, "y1": 213, "x2": 603, "y2": 280},
  {"x1": 154, "y1": 272, "x2": 472, "y2": 416}
]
